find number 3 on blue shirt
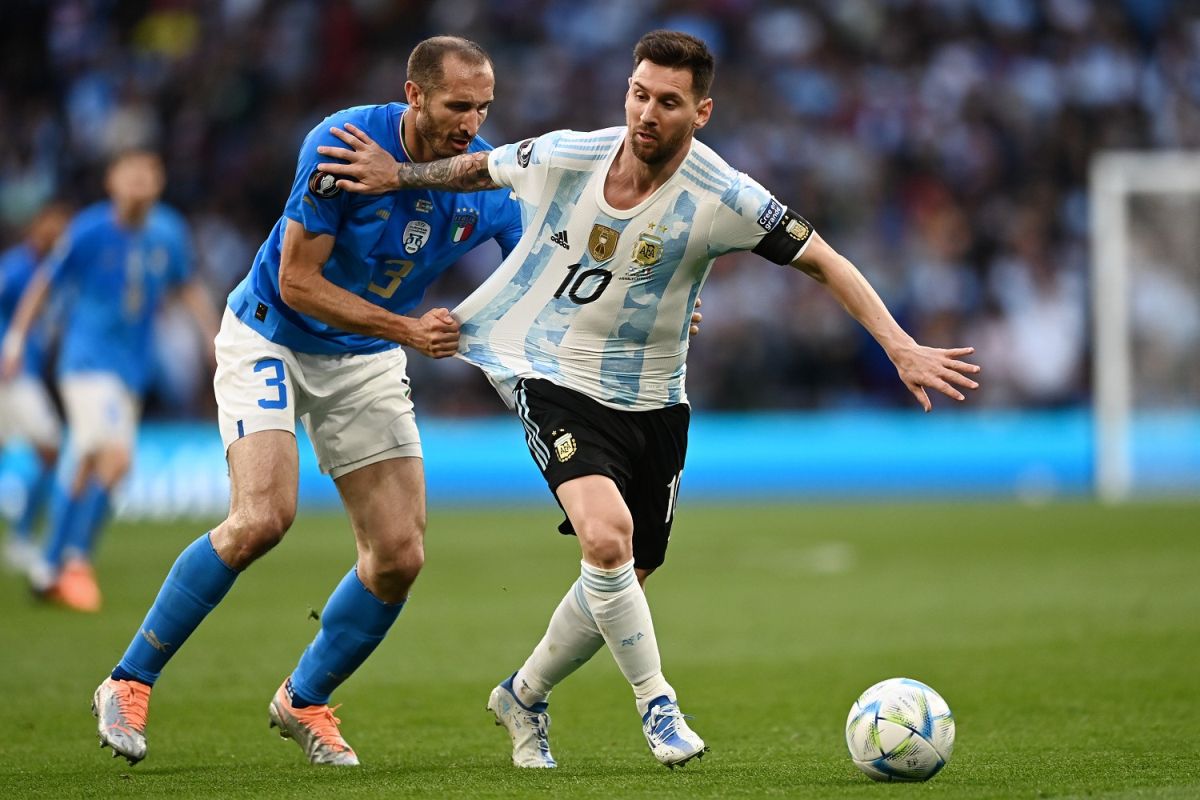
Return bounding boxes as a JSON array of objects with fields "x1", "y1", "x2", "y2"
[{"x1": 254, "y1": 358, "x2": 288, "y2": 409}]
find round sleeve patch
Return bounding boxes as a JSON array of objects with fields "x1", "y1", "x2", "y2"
[{"x1": 307, "y1": 170, "x2": 342, "y2": 199}]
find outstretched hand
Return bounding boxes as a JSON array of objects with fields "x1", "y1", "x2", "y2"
[
  {"x1": 889, "y1": 344, "x2": 980, "y2": 412},
  {"x1": 316, "y1": 123, "x2": 399, "y2": 195},
  {"x1": 407, "y1": 307, "x2": 460, "y2": 359}
]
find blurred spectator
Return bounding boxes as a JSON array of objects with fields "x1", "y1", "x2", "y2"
[{"x1": 1, "y1": 0, "x2": 1197, "y2": 417}]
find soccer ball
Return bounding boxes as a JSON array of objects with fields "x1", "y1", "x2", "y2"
[{"x1": 845, "y1": 677, "x2": 955, "y2": 782}]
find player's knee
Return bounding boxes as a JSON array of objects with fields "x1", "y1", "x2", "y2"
[
  {"x1": 360, "y1": 542, "x2": 423, "y2": 602},
  {"x1": 89, "y1": 446, "x2": 132, "y2": 487},
  {"x1": 575, "y1": 514, "x2": 634, "y2": 568},
  {"x1": 221, "y1": 504, "x2": 295, "y2": 565}
]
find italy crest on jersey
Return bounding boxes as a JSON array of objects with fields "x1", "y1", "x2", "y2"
[{"x1": 451, "y1": 208, "x2": 478, "y2": 243}]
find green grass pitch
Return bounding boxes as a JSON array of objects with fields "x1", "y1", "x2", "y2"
[{"x1": 1, "y1": 501, "x2": 1197, "y2": 798}]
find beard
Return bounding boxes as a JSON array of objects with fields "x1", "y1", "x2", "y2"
[
  {"x1": 629, "y1": 125, "x2": 690, "y2": 166},
  {"x1": 415, "y1": 113, "x2": 469, "y2": 160}
]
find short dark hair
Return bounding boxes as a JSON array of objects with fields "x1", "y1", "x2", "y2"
[
  {"x1": 407, "y1": 35, "x2": 492, "y2": 94},
  {"x1": 633, "y1": 30, "x2": 715, "y2": 100},
  {"x1": 107, "y1": 147, "x2": 162, "y2": 171}
]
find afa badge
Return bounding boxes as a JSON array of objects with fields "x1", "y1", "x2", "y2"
[
  {"x1": 553, "y1": 431, "x2": 577, "y2": 462},
  {"x1": 632, "y1": 233, "x2": 663, "y2": 267},
  {"x1": 786, "y1": 216, "x2": 812, "y2": 243},
  {"x1": 588, "y1": 223, "x2": 620, "y2": 262}
]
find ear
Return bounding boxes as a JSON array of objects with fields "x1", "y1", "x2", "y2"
[
  {"x1": 693, "y1": 97, "x2": 713, "y2": 130},
  {"x1": 404, "y1": 80, "x2": 422, "y2": 110}
]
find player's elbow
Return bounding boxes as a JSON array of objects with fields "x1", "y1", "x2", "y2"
[{"x1": 277, "y1": 270, "x2": 313, "y2": 312}]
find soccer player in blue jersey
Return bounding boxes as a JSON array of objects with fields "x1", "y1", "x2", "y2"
[
  {"x1": 1, "y1": 152, "x2": 217, "y2": 611},
  {"x1": 320, "y1": 30, "x2": 981, "y2": 769},
  {"x1": 85, "y1": 36, "x2": 526, "y2": 767},
  {"x1": 0, "y1": 202, "x2": 71, "y2": 574}
]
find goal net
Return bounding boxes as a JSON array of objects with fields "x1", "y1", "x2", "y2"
[{"x1": 1090, "y1": 151, "x2": 1200, "y2": 501}]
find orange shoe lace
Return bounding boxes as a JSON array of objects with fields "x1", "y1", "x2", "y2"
[
  {"x1": 113, "y1": 680, "x2": 151, "y2": 732},
  {"x1": 293, "y1": 703, "x2": 352, "y2": 752}
]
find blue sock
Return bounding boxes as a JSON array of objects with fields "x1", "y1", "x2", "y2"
[
  {"x1": 41, "y1": 479, "x2": 81, "y2": 569},
  {"x1": 112, "y1": 533, "x2": 238, "y2": 686},
  {"x1": 289, "y1": 569, "x2": 405, "y2": 706},
  {"x1": 13, "y1": 464, "x2": 54, "y2": 539},
  {"x1": 64, "y1": 481, "x2": 110, "y2": 561}
]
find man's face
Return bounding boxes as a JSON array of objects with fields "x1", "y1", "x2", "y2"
[
  {"x1": 410, "y1": 55, "x2": 495, "y2": 159},
  {"x1": 106, "y1": 153, "x2": 165, "y2": 208},
  {"x1": 28, "y1": 205, "x2": 70, "y2": 255},
  {"x1": 624, "y1": 61, "x2": 711, "y2": 166}
]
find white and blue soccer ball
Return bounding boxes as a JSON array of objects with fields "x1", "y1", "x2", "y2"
[{"x1": 845, "y1": 677, "x2": 955, "y2": 782}]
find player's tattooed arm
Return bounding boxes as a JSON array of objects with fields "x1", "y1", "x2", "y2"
[
  {"x1": 394, "y1": 152, "x2": 498, "y2": 192},
  {"x1": 316, "y1": 122, "x2": 499, "y2": 195}
]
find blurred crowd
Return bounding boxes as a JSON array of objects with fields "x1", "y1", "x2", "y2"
[{"x1": 1, "y1": 0, "x2": 1198, "y2": 418}]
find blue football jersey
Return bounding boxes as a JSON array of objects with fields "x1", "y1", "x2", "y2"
[
  {"x1": 45, "y1": 202, "x2": 193, "y2": 392},
  {"x1": 0, "y1": 243, "x2": 54, "y2": 377},
  {"x1": 226, "y1": 103, "x2": 523, "y2": 355}
]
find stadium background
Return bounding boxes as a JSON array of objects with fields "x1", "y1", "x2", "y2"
[
  {"x1": 1, "y1": 0, "x2": 1197, "y2": 512},
  {"x1": 2, "y1": 3, "x2": 1199, "y2": 798}
]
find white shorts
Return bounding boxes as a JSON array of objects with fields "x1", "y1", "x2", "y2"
[
  {"x1": 213, "y1": 308, "x2": 421, "y2": 478},
  {"x1": 0, "y1": 374, "x2": 62, "y2": 448},
  {"x1": 60, "y1": 373, "x2": 140, "y2": 455}
]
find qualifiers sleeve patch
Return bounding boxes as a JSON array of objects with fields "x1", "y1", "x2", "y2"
[
  {"x1": 307, "y1": 169, "x2": 342, "y2": 199},
  {"x1": 752, "y1": 206, "x2": 814, "y2": 265},
  {"x1": 516, "y1": 138, "x2": 535, "y2": 168}
]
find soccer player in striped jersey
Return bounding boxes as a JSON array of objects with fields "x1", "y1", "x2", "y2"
[{"x1": 318, "y1": 30, "x2": 980, "y2": 769}]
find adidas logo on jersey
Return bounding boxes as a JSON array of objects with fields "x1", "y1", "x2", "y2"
[{"x1": 550, "y1": 230, "x2": 570, "y2": 249}]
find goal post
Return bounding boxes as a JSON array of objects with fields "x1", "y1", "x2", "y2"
[{"x1": 1089, "y1": 151, "x2": 1200, "y2": 502}]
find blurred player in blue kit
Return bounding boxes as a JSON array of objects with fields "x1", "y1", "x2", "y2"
[
  {"x1": 2, "y1": 151, "x2": 217, "y2": 612},
  {"x1": 87, "y1": 36, "x2": 525, "y2": 767},
  {"x1": 319, "y1": 30, "x2": 981, "y2": 769},
  {"x1": 0, "y1": 202, "x2": 71, "y2": 574}
]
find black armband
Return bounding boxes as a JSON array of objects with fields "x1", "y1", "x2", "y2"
[{"x1": 752, "y1": 206, "x2": 814, "y2": 265}]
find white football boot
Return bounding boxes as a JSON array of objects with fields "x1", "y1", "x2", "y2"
[
  {"x1": 487, "y1": 674, "x2": 557, "y2": 768},
  {"x1": 642, "y1": 695, "x2": 707, "y2": 768}
]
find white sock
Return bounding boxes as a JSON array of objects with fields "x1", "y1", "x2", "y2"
[
  {"x1": 579, "y1": 559, "x2": 674, "y2": 716},
  {"x1": 512, "y1": 578, "x2": 604, "y2": 707}
]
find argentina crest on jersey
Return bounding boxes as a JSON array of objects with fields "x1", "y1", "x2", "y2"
[{"x1": 450, "y1": 208, "x2": 478, "y2": 243}]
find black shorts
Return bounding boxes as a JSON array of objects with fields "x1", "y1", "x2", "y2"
[{"x1": 514, "y1": 378, "x2": 689, "y2": 570}]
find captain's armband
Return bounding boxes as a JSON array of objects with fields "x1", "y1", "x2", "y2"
[{"x1": 752, "y1": 206, "x2": 815, "y2": 265}]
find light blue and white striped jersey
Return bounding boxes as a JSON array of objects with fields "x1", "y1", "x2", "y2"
[{"x1": 453, "y1": 127, "x2": 812, "y2": 410}]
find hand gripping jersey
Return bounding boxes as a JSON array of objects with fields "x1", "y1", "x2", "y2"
[
  {"x1": 453, "y1": 127, "x2": 814, "y2": 410},
  {"x1": 227, "y1": 103, "x2": 523, "y2": 356},
  {"x1": 44, "y1": 202, "x2": 193, "y2": 393}
]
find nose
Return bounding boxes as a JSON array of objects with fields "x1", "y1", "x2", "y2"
[{"x1": 463, "y1": 110, "x2": 485, "y2": 137}]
